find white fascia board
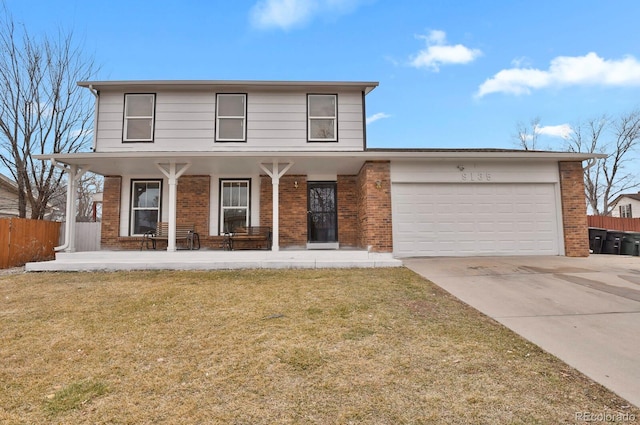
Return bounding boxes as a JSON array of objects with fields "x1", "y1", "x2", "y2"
[
  {"x1": 34, "y1": 149, "x2": 601, "y2": 162},
  {"x1": 77, "y1": 80, "x2": 379, "y2": 95}
]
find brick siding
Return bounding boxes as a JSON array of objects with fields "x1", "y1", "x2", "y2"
[
  {"x1": 356, "y1": 161, "x2": 393, "y2": 252},
  {"x1": 259, "y1": 174, "x2": 364, "y2": 249},
  {"x1": 101, "y1": 176, "x2": 122, "y2": 249},
  {"x1": 559, "y1": 161, "x2": 589, "y2": 257},
  {"x1": 337, "y1": 175, "x2": 358, "y2": 247},
  {"x1": 176, "y1": 175, "x2": 210, "y2": 236},
  {"x1": 261, "y1": 175, "x2": 307, "y2": 248},
  {"x1": 101, "y1": 175, "x2": 218, "y2": 250}
]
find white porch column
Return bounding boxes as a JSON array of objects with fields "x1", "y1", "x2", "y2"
[
  {"x1": 52, "y1": 162, "x2": 89, "y2": 252},
  {"x1": 260, "y1": 159, "x2": 293, "y2": 252},
  {"x1": 156, "y1": 161, "x2": 191, "y2": 252}
]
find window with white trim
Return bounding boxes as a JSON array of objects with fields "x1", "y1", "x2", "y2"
[
  {"x1": 620, "y1": 204, "x2": 632, "y2": 218},
  {"x1": 131, "y1": 180, "x2": 161, "y2": 235},
  {"x1": 220, "y1": 180, "x2": 250, "y2": 233},
  {"x1": 308, "y1": 94, "x2": 337, "y2": 141},
  {"x1": 216, "y1": 94, "x2": 246, "y2": 141},
  {"x1": 123, "y1": 94, "x2": 155, "y2": 142}
]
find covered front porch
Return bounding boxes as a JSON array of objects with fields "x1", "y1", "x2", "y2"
[
  {"x1": 25, "y1": 249, "x2": 402, "y2": 272},
  {"x1": 36, "y1": 151, "x2": 394, "y2": 255}
]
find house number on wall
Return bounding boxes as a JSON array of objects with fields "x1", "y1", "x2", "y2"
[{"x1": 461, "y1": 172, "x2": 492, "y2": 182}]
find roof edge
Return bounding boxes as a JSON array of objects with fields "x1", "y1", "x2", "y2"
[
  {"x1": 35, "y1": 149, "x2": 603, "y2": 162},
  {"x1": 78, "y1": 80, "x2": 380, "y2": 94}
]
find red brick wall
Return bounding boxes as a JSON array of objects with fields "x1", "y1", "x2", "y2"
[
  {"x1": 176, "y1": 175, "x2": 210, "y2": 236},
  {"x1": 101, "y1": 175, "x2": 216, "y2": 250},
  {"x1": 259, "y1": 174, "x2": 359, "y2": 249},
  {"x1": 260, "y1": 175, "x2": 307, "y2": 248},
  {"x1": 260, "y1": 176, "x2": 272, "y2": 228},
  {"x1": 337, "y1": 175, "x2": 358, "y2": 247},
  {"x1": 356, "y1": 161, "x2": 393, "y2": 252},
  {"x1": 559, "y1": 161, "x2": 589, "y2": 257},
  {"x1": 101, "y1": 176, "x2": 122, "y2": 249}
]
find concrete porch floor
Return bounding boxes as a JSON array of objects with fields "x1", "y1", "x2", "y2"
[{"x1": 25, "y1": 249, "x2": 403, "y2": 272}]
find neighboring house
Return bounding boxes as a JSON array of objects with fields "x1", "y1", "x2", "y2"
[
  {"x1": 36, "y1": 80, "x2": 595, "y2": 257},
  {"x1": 0, "y1": 173, "x2": 21, "y2": 218},
  {"x1": 0, "y1": 172, "x2": 62, "y2": 220},
  {"x1": 609, "y1": 191, "x2": 640, "y2": 218}
]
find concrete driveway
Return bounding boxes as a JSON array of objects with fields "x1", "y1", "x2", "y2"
[{"x1": 404, "y1": 255, "x2": 640, "y2": 408}]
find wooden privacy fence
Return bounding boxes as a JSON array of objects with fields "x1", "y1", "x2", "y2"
[
  {"x1": 588, "y1": 215, "x2": 640, "y2": 232},
  {"x1": 0, "y1": 218, "x2": 61, "y2": 269}
]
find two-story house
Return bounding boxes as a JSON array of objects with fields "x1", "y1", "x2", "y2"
[
  {"x1": 38, "y1": 80, "x2": 595, "y2": 258},
  {"x1": 609, "y1": 192, "x2": 640, "y2": 218}
]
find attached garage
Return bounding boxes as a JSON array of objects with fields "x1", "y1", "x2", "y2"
[{"x1": 390, "y1": 159, "x2": 565, "y2": 257}]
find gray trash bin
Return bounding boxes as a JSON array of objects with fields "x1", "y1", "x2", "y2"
[
  {"x1": 588, "y1": 227, "x2": 607, "y2": 254},
  {"x1": 602, "y1": 231, "x2": 625, "y2": 255},
  {"x1": 621, "y1": 232, "x2": 640, "y2": 256}
]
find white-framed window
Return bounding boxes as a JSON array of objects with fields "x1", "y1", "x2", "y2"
[
  {"x1": 620, "y1": 204, "x2": 633, "y2": 218},
  {"x1": 308, "y1": 94, "x2": 337, "y2": 141},
  {"x1": 220, "y1": 179, "x2": 250, "y2": 233},
  {"x1": 130, "y1": 180, "x2": 161, "y2": 235},
  {"x1": 216, "y1": 94, "x2": 247, "y2": 141},
  {"x1": 123, "y1": 94, "x2": 155, "y2": 142}
]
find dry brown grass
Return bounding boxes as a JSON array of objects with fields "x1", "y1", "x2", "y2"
[{"x1": 0, "y1": 268, "x2": 638, "y2": 424}]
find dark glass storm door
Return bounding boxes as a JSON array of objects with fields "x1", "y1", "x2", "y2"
[{"x1": 307, "y1": 182, "x2": 338, "y2": 243}]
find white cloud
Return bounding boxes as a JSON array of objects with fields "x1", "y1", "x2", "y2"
[
  {"x1": 366, "y1": 112, "x2": 391, "y2": 125},
  {"x1": 410, "y1": 30, "x2": 482, "y2": 72},
  {"x1": 250, "y1": 0, "x2": 365, "y2": 30},
  {"x1": 535, "y1": 124, "x2": 573, "y2": 140},
  {"x1": 477, "y1": 52, "x2": 640, "y2": 97}
]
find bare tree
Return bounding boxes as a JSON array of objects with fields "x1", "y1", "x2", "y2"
[
  {"x1": 76, "y1": 173, "x2": 103, "y2": 222},
  {"x1": 513, "y1": 116, "x2": 541, "y2": 150},
  {"x1": 0, "y1": 4, "x2": 97, "y2": 219},
  {"x1": 567, "y1": 111, "x2": 640, "y2": 215}
]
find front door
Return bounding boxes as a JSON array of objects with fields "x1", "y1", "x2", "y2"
[{"x1": 307, "y1": 182, "x2": 338, "y2": 243}]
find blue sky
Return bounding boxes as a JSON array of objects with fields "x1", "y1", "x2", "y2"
[{"x1": 5, "y1": 0, "x2": 640, "y2": 151}]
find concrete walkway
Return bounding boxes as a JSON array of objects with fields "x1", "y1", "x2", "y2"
[
  {"x1": 404, "y1": 255, "x2": 640, "y2": 408},
  {"x1": 26, "y1": 249, "x2": 402, "y2": 271}
]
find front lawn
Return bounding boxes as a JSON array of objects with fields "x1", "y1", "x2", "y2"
[{"x1": 0, "y1": 268, "x2": 637, "y2": 424}]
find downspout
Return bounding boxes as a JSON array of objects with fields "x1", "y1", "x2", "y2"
[
  {"x1": 88, "y1": 84, "x2": 99, "y2": 151},
  {"x1": 52, "y1": 159, "x2": 73, "y2": 252},
  {"x1": 52, "y1": 159, "x2": 89, "y2": 252}
]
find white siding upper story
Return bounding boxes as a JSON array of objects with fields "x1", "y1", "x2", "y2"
[{"x1": 93, "y1": 86, "x2": 367, "y2": 153}]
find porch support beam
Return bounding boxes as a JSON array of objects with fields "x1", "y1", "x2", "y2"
[
  {"x1": 155, "y1": 161, "x2": 191, "y2": 252},
  {"x1": 52, "y1": 160, "x2": 90, "y2": 252},
  {"x1": 259, "y1": 159, "x2": 293, "y2": 252}
]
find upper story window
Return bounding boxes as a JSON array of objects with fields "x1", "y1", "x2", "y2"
[
  {"x1": 123, "y1": 94, "x2": 155, "y2": 142},
  {"x1": 308, "y1": 94, "x2": 337, "y2": 142},
  {"x1": 620, "y1": 204, "x2": 632, "y2": 218},
  {"x1": 216, "y1": 94, "x2": 247, "y2": 142}
]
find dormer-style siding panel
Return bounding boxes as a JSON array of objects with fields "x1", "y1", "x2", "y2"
[{"x1": 90, "y1": 82, "x2": 373, "y2": 153}]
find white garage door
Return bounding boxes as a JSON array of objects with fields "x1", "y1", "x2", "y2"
[{"x1": 392, "y1": 183, "x2": 560, "y2": 257}]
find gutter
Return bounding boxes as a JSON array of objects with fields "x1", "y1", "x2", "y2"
[
  {"x1": 51, "y1": 159, "x2": 71, "y2": 252},
  {"x1": 51, "y1": 159, "x2": 89, "y2": 252},
  {"x1": 87, "y1": 84, "x2": 99, "y2": 151}
]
